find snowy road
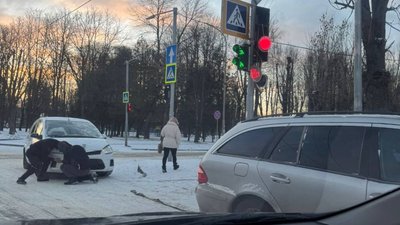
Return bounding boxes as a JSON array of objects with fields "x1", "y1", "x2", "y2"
[{"x1": 0, "y1": 145, "x2": 205, "y2": 221}]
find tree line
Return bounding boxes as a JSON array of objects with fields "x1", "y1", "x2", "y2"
[{"x1": 0, "y1": 0, "x2": 399, "y2": 141}]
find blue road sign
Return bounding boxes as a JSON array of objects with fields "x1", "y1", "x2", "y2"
[
  {"x1": 221, "y1": 0, "x2": 250, "y2": 40},
  {"x1": 165, "y1": 63, "x2": 177, "y2": 84},
  {"x1": 166, "y1": 45, "x2": 177, "y2": 64}
]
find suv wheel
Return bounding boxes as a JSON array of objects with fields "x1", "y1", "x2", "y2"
[{"x1": 233, "y1": 196, "x2": 274, "y2": 213}]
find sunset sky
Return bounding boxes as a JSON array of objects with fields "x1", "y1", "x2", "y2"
[{"x1": 0, "y1": 0, "x2": 399, "y2": 47}]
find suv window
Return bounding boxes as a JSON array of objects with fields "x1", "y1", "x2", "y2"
[
  {"x1": 217, "y1": 127, "x2": 283, "y2": 158},
  {"x1": 378, "y1": 128, "x2": 400, "y2": 182},
  {"x1": 299, "y1": 126, "x2": 365, "y2": 175},
  {"x1": 269, "y1": 126, "x2": 304, "y2": 163}
]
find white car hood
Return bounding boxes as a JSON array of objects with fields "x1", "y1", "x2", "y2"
[{"x1": 56, "y1": 138, "x2": 109, "y2": 152}]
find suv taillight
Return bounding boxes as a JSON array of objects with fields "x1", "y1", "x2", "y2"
[{"x1": 197, "y1": 165, "x2": 208, "y2": 184}]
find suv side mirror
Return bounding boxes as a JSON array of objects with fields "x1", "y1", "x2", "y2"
[{"x1": 31, "y1": 133, "x2": 42, "y2": 140}]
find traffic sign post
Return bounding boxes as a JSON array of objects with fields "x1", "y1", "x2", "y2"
[
  {"x1": 166, "y1": 45, "x2": 177, "y2": 64},
  {"x1": 165, "y1": 44, "x2": 177, "y2": 84},
  {"x1": 122, "y1": 91, "x2": 129, "y2": 103},
  {"x1": 214, "y1": 110, "x2": 221, "y2": 139},
  {"x1": 221, "y1": 0, "x2": 250, "y2": 40},
  {"x1": 165, "y1": 64, "x2": 177, "y2": 84},
  {"x1": 214, "y1": 110, "x2": 221, "y2": 120}
]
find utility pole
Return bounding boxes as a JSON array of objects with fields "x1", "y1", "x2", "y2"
[
  {"x1": 169, "y1": 7, "x2": 178, "y2": 118},
  {"x1": 124, "y1": 60, "x2": 129, "y2": 146},
  {"x1": 245, "y1": 0, "x2": 257, "y2": 120},
  {"x1": 222, "y1": 34, "x2": 227, "y2": 134},
  {"x1": 354, "y1": 0, "x2": 362, "y2": 111}
]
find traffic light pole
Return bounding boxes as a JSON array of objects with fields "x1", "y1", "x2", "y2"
[
  {"x1": 245, "y1": 0, "x2": 257, "y2": 120},
  {"x1": 169, "y1": 7, "x2": 177, "y2": 118}
]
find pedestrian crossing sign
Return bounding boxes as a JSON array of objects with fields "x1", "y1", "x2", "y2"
[
  {"x1": 165, "y1": 63, "x2": 177, "y2": 84},
  {"x1": 221, "y1": 0, "x2": 250, "y2": 40}
]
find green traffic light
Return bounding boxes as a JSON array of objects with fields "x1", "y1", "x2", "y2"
[
  {"x1": 232, "y1": 44, "x2": 248, "y2": 71},
  {"x1": 232, "y1": 57, "x2": 245, "y2": 70},
  {"x1": 232, "y1": 57, "x2": 239, "y2": 66},
  {"x1": 233, "y1": 44, "x2": 245, "y2": 57},
  {"x1": 238, "y1": 61, "x2": 245, "y2": 69}
]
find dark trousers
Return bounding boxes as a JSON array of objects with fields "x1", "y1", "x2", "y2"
[
  {"x1": 162, "y1": 147, "x2": 177, "y2": 168},
  {"x1": 60, "y1": 164, "x2": 91, "y2": 181},
  {"x1": 19, "y1": 153, "x2": 50, "y2": 181}
]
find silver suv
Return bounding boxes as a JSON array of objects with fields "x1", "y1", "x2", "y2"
[{"x1": 195, "y1": 113, "x2": 400, "y2": 213}]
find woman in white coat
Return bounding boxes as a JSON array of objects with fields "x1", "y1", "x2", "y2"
[{"x1": 160, "y1": 117, "x2": 182, "y2": 173}]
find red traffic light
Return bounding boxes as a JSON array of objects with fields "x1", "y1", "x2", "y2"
[
  {"x1": 127, "y1": 103, "x2": 133, "y2": 112},
  {"x1": 250, "y1": 68, "x2": 261, "y2": 82},
  {"x1": 258, "y1": 36, "x2": 271, "y2": 52}
]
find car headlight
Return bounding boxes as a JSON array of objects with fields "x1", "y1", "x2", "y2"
[{"x1": 101, "y1": 145, "x2": 113, "y2": 154}]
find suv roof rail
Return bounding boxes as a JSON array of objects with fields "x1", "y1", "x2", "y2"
[{"x1": 242, "y1": 111, "x2": 400, "y2": 123}]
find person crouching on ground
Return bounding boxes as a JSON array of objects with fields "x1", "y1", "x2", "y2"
[
  {"x1": 17, "y1": 138, "x2": 60, "y2": 184},
  {"x1": 160, "y1": 117, "x2": 182, "y2": 173},
  {"x1": 58, "y1": 141, "x2": 98, "y2": 185}
]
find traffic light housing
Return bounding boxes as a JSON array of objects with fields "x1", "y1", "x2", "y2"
[
  {"x1": 249, "y1": 67, "x2": 267, "y2": 88},
  {"x1": 232, "y1": 44, "x2": 249, "y2": 71},
  {"x1": 164, "y1": 85, "x2": 170, "y2": 101},
  {"x1": 253, "y1": 6, "x2": 270, "y2": 63}
]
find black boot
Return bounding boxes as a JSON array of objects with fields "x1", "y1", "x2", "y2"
[
  {"x1": 174, "y1": 164, "x2": 179, "y2": 170},
  {"x1": 16, "y1": 178, "x2": 27, "y2": 185},
  {"x1": 162, "y1": 166, "x2": 167, "y2": 173}
]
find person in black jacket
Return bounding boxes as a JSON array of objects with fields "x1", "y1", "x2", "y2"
[
  {"x1": 17, "y1": 138, "x2": 60, "y2": 184},
  {"x1": 58, "y1": 141, "x2": 97, "y2": 185}
]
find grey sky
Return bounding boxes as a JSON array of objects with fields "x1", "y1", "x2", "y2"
[
  {"x1": 0, "y1": 0, "x2": 399, "y2": 47},
  {"x1": 212, "y1": 0, "x2": 353, "y2": 46}
]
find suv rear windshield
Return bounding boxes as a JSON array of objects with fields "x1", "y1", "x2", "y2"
[{"x1": 217, "y1": 127, "x2": 284, "y2": 158}]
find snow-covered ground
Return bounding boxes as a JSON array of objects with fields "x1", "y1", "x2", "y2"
[
  {"x1": 0, "y1": 129, "x2": 216, "y2": 152},
  {"x1": 0, "y1": 129, "x2": 210, "y2": 221}
]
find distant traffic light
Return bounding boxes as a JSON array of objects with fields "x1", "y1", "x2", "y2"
[
  {"x1": 232, "y1": 44, "x2": 249, "y2": 71},
  {"x1": 253, "y1": 6, "x2": 270, "y2": 63},
  {"x1": 127, "y1": 103, "x2": 133, "y2": 112},
  {"x1": 164, "y1": 85, "x2": 170, "y2": 101},
  {"x1": 249, "y1": 66, "x2": 267, "y2": 88}
]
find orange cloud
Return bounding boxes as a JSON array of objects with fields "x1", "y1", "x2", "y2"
[
  {"x1": 0, "y1": 0, "x2": 146, "y2": 26},
  {"x1": 0, "y1": 14, "x2": 13, "y2": 25}
]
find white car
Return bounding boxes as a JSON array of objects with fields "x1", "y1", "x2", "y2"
[{"x1": 23, "y1": 116, "x2": 114, "y2": 177}]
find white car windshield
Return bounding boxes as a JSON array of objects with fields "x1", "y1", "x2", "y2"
[{"x1": 45, "y1": 120, "x2": 101, "y2": 138}]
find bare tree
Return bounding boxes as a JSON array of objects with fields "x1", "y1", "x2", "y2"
[
  {"x1": 45, "y1": 10, "x2": 74, "y2": 116},
  {"x1": 330, "y1": 0, "x2": 400, "y2": 110},
  {"x1": 303, "y1": 15, "x2": 353, "y2": 111},
  {"x1": 67, "y1": 9, "x2": 122, "y2": 117}
]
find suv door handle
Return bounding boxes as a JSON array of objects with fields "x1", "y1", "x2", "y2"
[{"x1": 270, "y1": 173, "x2": 291, "y2": 184}]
